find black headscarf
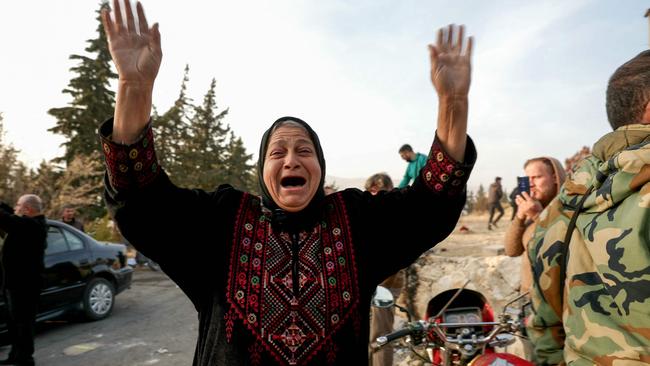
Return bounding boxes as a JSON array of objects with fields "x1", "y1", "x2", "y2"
[{"x1": 257, "y1": 116, "x2": 327, "y2": 233}]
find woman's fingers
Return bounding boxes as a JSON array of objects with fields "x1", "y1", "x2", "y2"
[
  {"x1": 137, "y1": 2, "x2": 149, "y2": 34},
  {"x1": 151, "y1": 23, "x2": 161, "y2": 47},
  {"x1": 124, "y1": 0, "x2": 137, "y2": 33},
  {"x1": 435, "y1": 24, "x2": 469, "y2": 55},
  {"x1": 456, "y1": 25, "x2": 464, "y2": 52},
  {"x1": 112, "y1": 0, "x2": 124, "y2": 32},
  {"x1": 465, "y1": 36, "x2": 473, "y2": 58},
  {"x1": 101, "y1": 8, "x2": 114, "y2": 38}
]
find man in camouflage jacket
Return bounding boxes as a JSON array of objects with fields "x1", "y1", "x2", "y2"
[{"x1": 527, "y1": 50, "x2": 650, "y2": 365}]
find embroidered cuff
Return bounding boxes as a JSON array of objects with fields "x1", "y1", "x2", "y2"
[
  {"x1": 420, "y1": 135, "x2": 476, "y2": 196},
  {"x1": 99, "y1": 118, "x2": 160, "y2": 191}
]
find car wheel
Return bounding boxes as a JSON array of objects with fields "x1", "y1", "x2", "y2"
[{"x1": 83, "y1": 278, "x2": 115, "y2": 320}]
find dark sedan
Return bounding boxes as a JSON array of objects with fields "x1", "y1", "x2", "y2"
[{"x1": 0, "y1": 219, "x2": 133, "y2": 335}]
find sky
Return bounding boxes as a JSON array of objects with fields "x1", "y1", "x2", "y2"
[{"x1": 0, "y1": 0, "x2": 648, "y2": 193}]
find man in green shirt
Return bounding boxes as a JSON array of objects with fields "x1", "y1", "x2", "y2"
[{"x1": 398, "y1": 144, "x2": 428, "y2": 188}]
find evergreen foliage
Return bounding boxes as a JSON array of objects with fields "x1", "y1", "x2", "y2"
[
  {"x1": 47, "y1": 2, "x2": 116, "y2": 164},
  {"x1": 3, "y1": 3, "x2": 257, "y2": 237},
  {"x1": 474, "y1": 184, "x2": 488, "y2": 212},
  {"x1": 153, "y1": 64, "x2": 192, "y2": 179},
  {"x1": 0, "y1": 114, "x2": 31, "y2": 206}
]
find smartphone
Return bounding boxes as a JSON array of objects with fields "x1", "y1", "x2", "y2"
[{"x1": 517, "y1": 176, "x2": 530, "y2": 195}]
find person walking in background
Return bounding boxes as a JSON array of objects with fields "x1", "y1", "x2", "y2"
[
  {"x1": 397, "y1": 144, "x2": 427, "y2": 188},
  {"x1": 61, "y1": 204, "x2": 84, "y2": 232},
  {"x1": 503, "y1": 157, "x2": 565, "y2": 362},
  {"x1": 508, "y1": 186, "x2": 519, "y2": 221},
  {"x1": 487, "y1": 176, "x2": 504, "y2": 230},
  {"x1": 0, "y1": 195, "x2": 48, "y2": 366},
  {"x1": 528, "y1": 50, "x2": 650, "y2": 365},
  {"x1": 365, "y1": 173, "x2": 404, "y2": 366}
]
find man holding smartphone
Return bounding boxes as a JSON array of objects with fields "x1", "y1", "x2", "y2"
[
  {"x1": 503, "y1": 157, "x2": 565, "y2": 362},
  {"x1": 505, "y1": 157, "x2": 565, "y2": 294}
]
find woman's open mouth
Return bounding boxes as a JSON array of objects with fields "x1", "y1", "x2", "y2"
[{"x1": 281, "y1": 176, "x2": 307, "y2": 188}]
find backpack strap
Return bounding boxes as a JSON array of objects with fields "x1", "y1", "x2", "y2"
[{"x1": 559, "y1": 185, "x2": 594, "y2": 305}]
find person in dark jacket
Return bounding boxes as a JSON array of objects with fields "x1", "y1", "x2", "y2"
[
  {"x1": 99, "y1": 1, "x2": 476, "y2": 364},
  {"x1": 487, "y1": 176, "x2": 504, "y2": 230},
  {"x1": 0, "y1": 195, "x2": 47, "y2": 366},
  {"x1": 60, "y1": 205, "x2": 84, "y2": 232},
  {"x1": 508, "y1": 187, "x2": 519, "y2": 221}
]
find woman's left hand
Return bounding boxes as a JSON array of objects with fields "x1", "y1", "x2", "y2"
[
  {"x1": 429, "y1": 24, "x2": 473, "y2": 163},
  {"x1": 429, "y1": 24, "x2": 472, "y2": 99}
]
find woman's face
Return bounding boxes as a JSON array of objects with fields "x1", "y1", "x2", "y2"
[{"x1": 263, "y1": 125, "x2": 322, "y2": 212}]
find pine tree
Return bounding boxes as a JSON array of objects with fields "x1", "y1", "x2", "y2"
[
  {"x1": 48, "y1": 2, "x2": 116, "y2": 164},
  {"x1": 0, "y1": 113, "x2": 32, "y2": 205},
  {"x1": 46, "y1": 2, "x2": 116, "y2": 219},
  {"x1": 180, "y1": 79, "x2": 230, "y2": 190},
  {"x1": 152, "y1": 74, "x2": 256, "y2": 192},
  {"x1": 222, "y1": 131, "x2": 255, "y2": 192},
  {"x1": 475, "y1": 184, "x2": 488, "y2": 212},
  {"x1": 464, "y1": 190, "x2": 475, "y2": 214},
  {"x1": 8, "y1": 164, "x2": 32, "y2": 206},
  {"x1": 30, "y1": 160, "x2": 63, "y2": 214},
  {"x1": 153, "y1": 65, "x2": 192, "y2": 180}
]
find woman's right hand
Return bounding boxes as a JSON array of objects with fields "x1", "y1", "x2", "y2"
[
  {"x1": 101, "y1": 0, "x2": 162, "y2": 144},
  {"x1": 101, "y1": 0, "x2": 161, "y2": 86}
]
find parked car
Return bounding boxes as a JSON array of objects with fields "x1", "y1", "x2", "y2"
[{"x1": 0, "y1": 219, "x2": 133, "y2": 336}]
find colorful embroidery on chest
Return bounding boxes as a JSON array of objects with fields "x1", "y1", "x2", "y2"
[{"x1": 225, "y1": 194, "x2": 359, "y2": 365}]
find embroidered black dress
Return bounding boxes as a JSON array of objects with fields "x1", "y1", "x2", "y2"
[{"x1": 100, "y1": 120, "x2": 476, "y2": 366}]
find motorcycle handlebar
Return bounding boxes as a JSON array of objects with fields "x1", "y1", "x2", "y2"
[
  {"x1": 376, "y1": 316, "x2": 519, "y2": 348},
  {"x1": 375, "y1": 321, "x2": 426, "y2": 347}
]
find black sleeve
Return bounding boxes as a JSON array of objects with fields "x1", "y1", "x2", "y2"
[
  {"x1": 0, "y1": 202, "x2": 14, "y2": 215},
  {"x1": 345, "y1": 135, "x2": 476, "y2": 285},
  {"x1": 105, "y1": 173, "x2": 242, "y2": 308},
  {"x1": 101, "y1": 119, "x2": 243, "y2": 308},
  {"x1": 0, "y1": 208, "x2": 23, "y2": 234}
]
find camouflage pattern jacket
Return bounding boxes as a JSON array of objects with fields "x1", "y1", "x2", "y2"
[{"x1": 527, "y1": 124, "x2": 650, "y2": 366}]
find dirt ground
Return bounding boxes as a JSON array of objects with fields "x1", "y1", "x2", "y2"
[{"x1": 434, "y1": 207, "x2": 514, "y2": 257}]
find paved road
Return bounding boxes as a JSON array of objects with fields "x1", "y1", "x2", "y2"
[{"x1": 1, "y1": 269, "x2": 198, "y2": 366}]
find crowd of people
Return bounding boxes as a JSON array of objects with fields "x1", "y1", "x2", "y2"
[{"x1": 1, "y1": 0, "x2": 649, "y2": 365}]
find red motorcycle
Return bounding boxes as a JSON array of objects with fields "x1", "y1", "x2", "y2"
[{"x1": 372, "y1": 283, "x2": 533, "y2": 366}]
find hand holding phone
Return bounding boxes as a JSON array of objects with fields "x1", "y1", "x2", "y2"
[{"x1": 517, "y1": 176, "x2": 530, "y2": 195}]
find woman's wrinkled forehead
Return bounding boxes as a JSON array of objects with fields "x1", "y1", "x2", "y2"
[
  {"x1": 267, "y1": 125, "x2": 313, "y2": 147},
  {"x1": 265, "y1": 121, "x2": 312, "y2": 149},
  {"x1": 271, "y1": 119, "x2": 308, "y2": 133},
  {"x1": 270, "y1": 121, "x2": 310, "y2": 138}
]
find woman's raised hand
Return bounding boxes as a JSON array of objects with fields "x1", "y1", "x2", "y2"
[
  {"x1": 101, "y1": 0, "x2": 161, "y2": 144},
  {"x1": 428, "y1": 24, "x2": 472, "y2": 99},
  {"x1": 428, "y1": 24, "x2": 473, "y2": 163},
  {"x1": 101, "y1": 0, "x2": 161, "y2": 86}
]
